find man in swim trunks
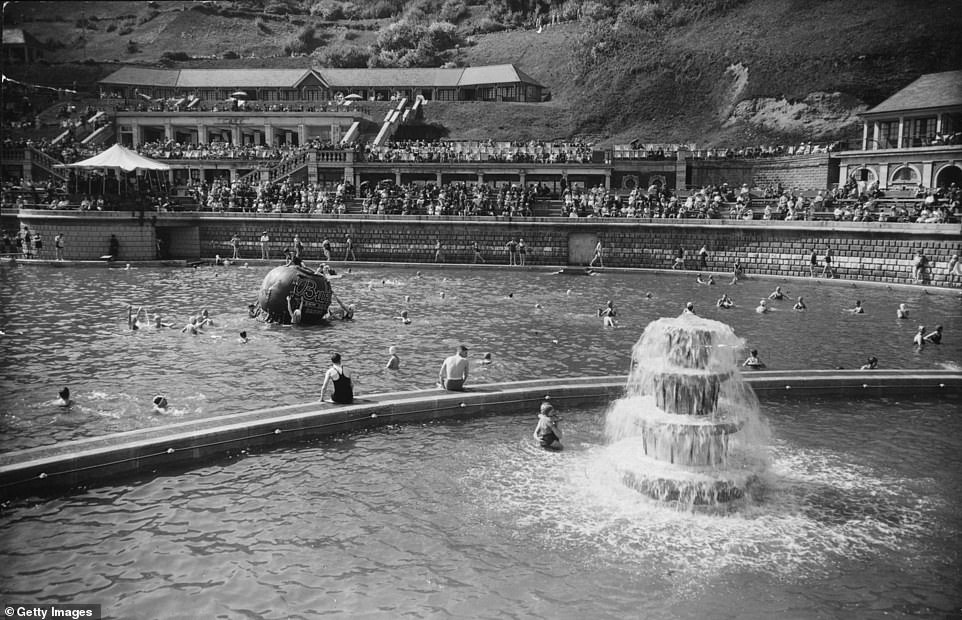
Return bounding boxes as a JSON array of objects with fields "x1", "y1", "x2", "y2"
[{"x1": 438, "y1": 345, "x2": 469, "y2": 391}]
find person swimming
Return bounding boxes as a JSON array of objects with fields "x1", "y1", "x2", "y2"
[
  {"x1": 913, "y1": 325, "x2": 926, "y2": 348},
  {"x1": 684, "y1": 301, "x2": 696, "y2": 314},
  {"x1": 385, "y1": 345, "x2": 400, "y2": 370},
  {"x1": 793, "y1": 296, "x2": 807, "y2": 310},
  {"x1": 849, "y1": 300, "x2": 864, "y2": 314},
  {"x1": 152, "y1": 395, "x2": 168, "y2": 414},
  {"x1": 755, "y1": 299, "x2": 770, "y2": 314},
  {"x1": 716, "y1": 293, "x2": 734, "y2": 309},
  {"x1": 56, "y1": 387, "x2": 72, "y2": 407},
  {"x1": 396, "y1": 309, "x2": 411, "y2": 324},
  {"x1": 238, "y1": 331, "x2": 248, "y2": 344},
  {"x1": 533, "y1": 400, "x2": 563, "y2": 450},
  {"x1": 481, "y1": 352, "x2": 492, "y2": 365},
  {"x1": 599, "y1": 300, "x2": 616, "y2": 327},
  {"x1": 924, "y1": 325, "x2": 943, "y2": 344},
  {"x1": 769, "y1": 286, "x2": 784, "y2": 300},
  {"x1": 696, "y1": 274, "x2": 714, "y2": 285},
  {"x1": 743, "y1": 349, "x2": 765, "y2": 368},
  {"x1": 897, "y1": 303, "x2": 909, "y2": 319}
]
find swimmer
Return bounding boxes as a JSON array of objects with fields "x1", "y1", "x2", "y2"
[
  {"x1": 645, "y1": 292, "x2": 653, "y2": 299},
  {"x1": 696, "y1": 274, "x2": 714, "y2": 285},
  {"x1": 924, "y1": 325, "x2": 943, "y2": 344},
  {"x1": 743, "y1": 349, "x2": 765, "y2": 368},
  {"x1": 286, "y1": 294, "x2": 303, "y2": 325},
  {"x1": 55, "y1": 387, "x2": 72, "y2": 407},
  {"x1": 127, "y1": 305, "x2": 147, "y2": 330},
  {"x1": 248, "y1": 303, "x2": 262, "y2": 319},
  {"x1": 793, "y1": 296, "x2": 807, "y2": 311},
  {"x1": 440, "y1": 291, "x2": 446, "y2": 299},
  {"x1": 535, "y1": 303, "x2": 544, "y2": 309},
  {"x1": 859, "y1": 356, "x2": 879, "y2": 370},
  {"x1": 599, "y1": 300, "x2": 616, "y2": 327},
  {"x1": 716, "y1": 293, "x2": 734, "y2": 309},
  {"x1": 755, "y1": 299, "x2": 770, "y2": 314},
  {"x1": 198, "y1": 309, "x2": 215, "y2": 327},
  {"x1": 481, "y1": 352, "x2": 492, "y2": 365},
  {"x1": 684, "y1": 301, "x2": 696, "y2": 315},
  {"x1": 414, "y1": 271, "x2": 422, "y2": 279},
  {"x1": 152, "y1": 394, "x2": 168, "y2": 414},
  {"x1": 404, "y1": 295, "x2": 410, "y2": 304},
  {"x1": 566, "y1": 289, "x2": 572, "y2": 296},
  {"x1": 396, "y1": 309, "x2": 411, "y2": 324},
  {"x1": 238, "y1": 330, "x2": 248, "y2": 344},
  {"x1": 897, "y1": 303, "x2": 909, "y2": 319},
  {"x1": 848, "y1": 300, "x2": 864, "y2": 314},
  {"x1": 768, "y1": 286, "x2": 784, "y2": 300},
  {"x1": 181, "y1": 315, "x2": 200, "y2": 334},
  {"x1": 913, "y1": 325, "x2": 926, "y2": 348},
  {"x1": 385, "y1": 346, "x2": 400, "y2": 370},
  {"x1": 533, "y1": 400, "x2": 563, "y2": 450}
]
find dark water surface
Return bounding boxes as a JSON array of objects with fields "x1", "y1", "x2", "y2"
[{"x1": 1, "y1": 263, "x2": 959, "y2": 450}]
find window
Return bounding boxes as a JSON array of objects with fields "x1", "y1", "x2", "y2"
[
  {"x1": 905, "y1": 117, "x2": 936, "y2": 147},
  {"x1": 891, "y1": 166, "x2": 919, "y2": 184},
  {"x1": 878, "y1": 121, "x2": 898, "y2": 149}
]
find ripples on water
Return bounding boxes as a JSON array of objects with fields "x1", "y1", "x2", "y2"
[
  {"x1": 0, "y1": 263, "x2": 960, "y2": 451},
  {"x1": 0, "y1": 398, "x2": 959, "y2": 618}
]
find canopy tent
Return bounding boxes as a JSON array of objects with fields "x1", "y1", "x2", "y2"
[{"x1": 60, "y1": 144, "x2": 170, "y2": 172}]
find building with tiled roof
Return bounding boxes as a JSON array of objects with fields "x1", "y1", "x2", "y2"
[
  {"x1": 837, "y1": 71, "x2": 962, "y2": 190},
  {"x1": 2, "y1": 28, "x2": 43, "y2": 63},
  {"x1": 99, "y1": 64, "x2": 544, "y2": 103}
]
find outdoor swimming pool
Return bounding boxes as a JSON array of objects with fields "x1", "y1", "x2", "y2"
[
  {"x1": 1, "y1": 263, "x2": 959, "y2": 450},
  {"x1": 0, "y1": 396, "x2": 958, "y2": 619}
]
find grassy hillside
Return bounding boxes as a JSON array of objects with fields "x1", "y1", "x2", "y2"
[{"x1": 5, "y1": 0, "x2": 962, "y2": 146}]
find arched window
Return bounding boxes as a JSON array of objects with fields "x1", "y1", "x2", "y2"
[{"x1": 891, "y1": 166, "x2": 919, "y2": 184}]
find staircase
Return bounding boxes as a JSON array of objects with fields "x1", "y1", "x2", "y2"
[
  {"x1": 27, "y1": 147, "x2": 68, "y2": 183},
  {"x1": 236, "y1": 150, "x2": 312, "y2": 185},
  {"x1": 373, "y1": 98, "x2": 409, "y2": 146}
]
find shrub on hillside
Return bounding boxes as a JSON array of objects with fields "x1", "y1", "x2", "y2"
[
  {"x1": 357, "y1": 0, "x2": 403, "y2": 19},
  {"x1": 126, "y1": 40, "x2": 139, "y2": 54},
  {"x1": 472, "y1": 17, "x2": 506, "y2": 34},
  {"x1": 161, "y1": 51, "x2": 191, "y2": 62},
  {"x1": 284, "y1": 25, "x2": 323, "y2": 56},
  {"x1": 310, "y1": 0, "x2": 347, "y2": 20},
  {"x1": 311, "y1": 43, "x2": 370, "y2": 68},
  {"x1": 222, "y1": 50, "x2": 240, "y2": 59},
  {"x1": 618, "y1": 2, "x2": 667, "y2": 29},
  {"x1": 106, "y1": 23, "x2": 117, "y2": 33},
  {"x1": 439, "y1": 0, "x2": 470, "y2": 22},
  {"x1": 255, "y1": 17, "x2": 271, "y2": 33}
]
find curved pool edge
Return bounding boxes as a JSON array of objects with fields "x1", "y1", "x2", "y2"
[{"x1": 1, "y1": 369, "x2": 959, "y2": 500}]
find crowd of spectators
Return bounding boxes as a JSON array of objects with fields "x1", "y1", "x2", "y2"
[
  {"x1": 357, "y1": 140, "x2": 595, "y2": 164},
  {"x1": 357, "y1": 180, "x2": 543, "y2": 216},
  {"x1": 184, "y1": 177, "x2": 351, "y2": 214},
  {"x1": 135, "y1": 138, "x2": 351, "y2": 161}
]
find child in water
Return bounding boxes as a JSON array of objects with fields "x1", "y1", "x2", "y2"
[
  {"x1": 533, "y1": 401, "x2": 563, "y2": 450},
  {"x1": 55, "y1": 387, "x2": 72, "y2": 407},
  {"x1": 152, "y1": 395, "x2": 169, "y2": 414}
]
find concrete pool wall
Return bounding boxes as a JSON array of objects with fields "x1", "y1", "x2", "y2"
[
  {"x1": 12, "y1": 210, "x2": 962, "y2": 288},
  {"x1": 1, "y1": 369, "x2": 959, "y2": 500}
]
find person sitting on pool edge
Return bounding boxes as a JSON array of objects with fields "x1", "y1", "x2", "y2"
[
  {"x1": 533, "y1": 400, "x2": 563, "y2": 450},
  {"x1": 438, "y1": 345, "x2": 470, "y2": 391},
  {"x1": 320, "y1": 352, "x2": 354, "y2": 404}
]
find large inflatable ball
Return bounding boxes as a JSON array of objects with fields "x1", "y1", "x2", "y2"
[{"x1": 257, "y1": 265, "x2": 333, "y2": 324}]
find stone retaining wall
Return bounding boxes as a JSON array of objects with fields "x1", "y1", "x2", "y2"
[{"x1": 14, "y1": 210, "x2": 962, "y2": 288}]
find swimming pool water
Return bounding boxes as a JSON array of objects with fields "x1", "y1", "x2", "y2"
[
  {"x1": 1, "y1": 396, "x2": 958, "y2": 619},
  {"x1": 1, "y1": 264, "x2": 959, "y2": 450}
]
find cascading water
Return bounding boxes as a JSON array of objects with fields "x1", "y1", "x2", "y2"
[{"x1": 604, "y1": 312, "x2": 771, "y2": 508}]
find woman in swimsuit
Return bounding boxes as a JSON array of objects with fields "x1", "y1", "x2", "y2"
[{"x1": 320, "y1": 352, "x2": 354, "y2": 404}]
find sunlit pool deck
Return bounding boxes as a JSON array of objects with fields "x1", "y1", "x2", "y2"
[{"x1": 1, "y1": 369, "x2": 959, "y2": 499}]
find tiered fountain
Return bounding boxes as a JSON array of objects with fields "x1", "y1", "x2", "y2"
[{"x1": 605, "y1": 312, "x2": 770, "y2": 508}]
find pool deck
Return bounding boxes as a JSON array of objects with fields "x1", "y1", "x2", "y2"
[{"x1": 1, "y1": 369, "x2": 959, "y2": 500}]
